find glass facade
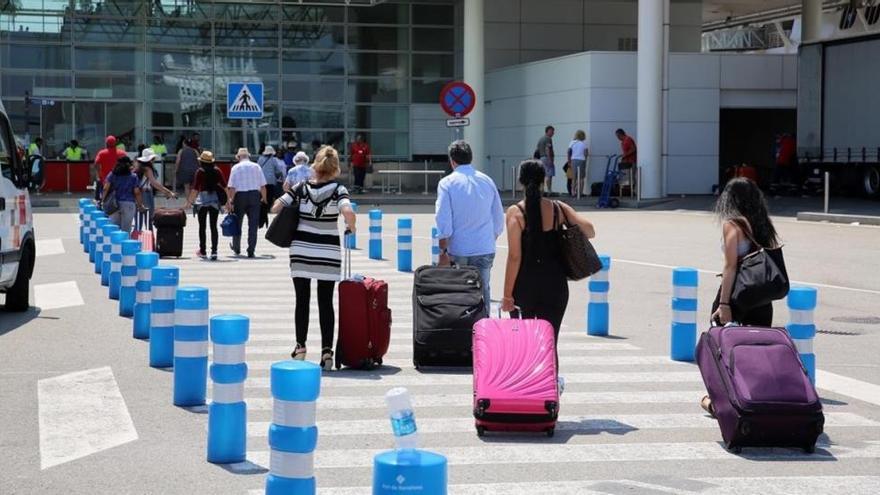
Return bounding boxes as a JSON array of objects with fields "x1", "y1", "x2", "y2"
[{"x1": 0, "y1": 0, "x2": 458, "y2": 159}]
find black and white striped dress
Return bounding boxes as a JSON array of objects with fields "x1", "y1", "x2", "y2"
[{"x1": 278, "y1": 181, "x2": 351, "y2": 281}]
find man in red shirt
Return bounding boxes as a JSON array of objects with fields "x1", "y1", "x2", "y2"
[
  {"x1": 615, "y1": 128, "x2": 637, "y2": 194},
  {"x1": 93, "y1": 135, "x2": 127, "y2": 199},
  {"x1": 349, "y1": 134, "x2": 372, "y2": 194}
]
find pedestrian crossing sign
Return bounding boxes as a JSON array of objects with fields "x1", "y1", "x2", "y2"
[{"x1": 227, "y1": 82, "x2": 264, "y2": 119}]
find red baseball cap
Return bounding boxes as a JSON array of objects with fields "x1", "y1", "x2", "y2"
[{"x1": 105, "y1": 135, "x2": 117, "y2": 147}]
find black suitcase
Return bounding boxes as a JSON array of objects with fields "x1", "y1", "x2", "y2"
[
  {"x1": 153, "y1": 208, "x2": 186, "y2": 258},
  {"x1": 412, "y1": 265, "x2": 485, "y2": 369}
]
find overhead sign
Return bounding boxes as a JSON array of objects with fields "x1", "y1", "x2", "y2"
[
  {"x1": 439, "y1": 81, "x2": 476, "y2": 118},
  {"x1": 446, "y1": 118, "x2": 470, "y2": 128},
  {"x1": 227, "y1": 82, "x2": 264, "y2": 119}
]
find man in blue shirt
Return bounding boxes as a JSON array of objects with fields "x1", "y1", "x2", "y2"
[{"x1": 435, "y1": 140, "x2": 505, "y2": 312}]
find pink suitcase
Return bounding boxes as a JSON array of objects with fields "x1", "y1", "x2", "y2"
[{"x1": 472, "y1": 317, "x2": 559, "y2": 437}]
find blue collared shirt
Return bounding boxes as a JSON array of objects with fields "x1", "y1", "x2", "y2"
[{"x1": 435, "y1": 164, "x2": 504, "y2": 257}]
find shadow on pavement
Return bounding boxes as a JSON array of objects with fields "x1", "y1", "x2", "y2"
[
  {"x1": 323, "y1": 366, "x2": 403, "y2": 380},
  {"x1": 0, "y1": 306, "x2": 43, "y2": 337},
  {"x1": 219, "y1": 460, "x2": 268, "y2": 476}
]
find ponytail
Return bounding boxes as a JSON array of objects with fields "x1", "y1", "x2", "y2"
[{"x1": 518, "y1": 159, "x2": 546, "y2": 241}]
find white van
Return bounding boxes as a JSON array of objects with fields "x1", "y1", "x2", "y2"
[{"x1": 0, "y1": 101, "x2": 35, "y2": 311}]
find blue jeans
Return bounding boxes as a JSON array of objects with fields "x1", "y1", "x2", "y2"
[{"x1": 453, "y1": 253, "x2": 494, "y2": 316}]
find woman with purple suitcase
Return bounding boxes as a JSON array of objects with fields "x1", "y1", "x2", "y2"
[{"x1": 702, "y1": 177, "x2": 781, "y2": 415}]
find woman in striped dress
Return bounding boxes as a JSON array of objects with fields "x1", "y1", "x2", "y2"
[{"x1": 271, "y1": 146, "x2": 356, "y2": 370}]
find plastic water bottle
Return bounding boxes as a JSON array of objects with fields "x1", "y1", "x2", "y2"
[{"x1": 385, "y1": 387, "x2": 419, "y2": 450}]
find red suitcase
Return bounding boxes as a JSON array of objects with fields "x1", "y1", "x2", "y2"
[
  {"x1": 473, "y1": 315, "x2": 559, "y2": 437},
  {"x1": 335, "y1": 238, "x2": 392, "y2": 370}
]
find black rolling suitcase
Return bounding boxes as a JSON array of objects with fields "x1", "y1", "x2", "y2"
[
  {"x1": 412, "y1": 265, "x2": 485, "y2": 369},
  {"x1": 153, "y1": 208, "x2": 186, "y2": 258}
]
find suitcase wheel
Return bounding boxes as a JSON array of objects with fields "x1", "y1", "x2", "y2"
[
  {"x1": 728, "y1": 445, "x2": 742, "y2": 454},
  {"x1": 546, "y1": 428, "x2": 555, "y2": 438},
  {"x1": 803, "y1": 444, "x2": 816, "y2": 454},
  {"x1": 476, "y1": 426, "x2": 485, "y2": 437},
  {"x1": 335, "y1": 347, "x2": 343, "y2": 370}
]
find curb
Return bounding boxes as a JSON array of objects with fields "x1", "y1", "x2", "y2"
[{"x1": 797, "y1": 212, "x2": 880, "y2": 226}]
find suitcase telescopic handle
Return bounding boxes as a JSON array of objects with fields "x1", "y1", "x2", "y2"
[{"x1": 344, "y1": 229, "x2": 352, "y2": 279}]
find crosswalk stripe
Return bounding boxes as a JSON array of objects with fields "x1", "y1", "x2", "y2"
[
  {"x1": 241, "y1": 412, "x2": 878, "y2": 437},
  {"x1": 34, "y1": 281, "x2": 84, "y2": 310},
  {"x1": 35, "y1": 238, "x2": 65, "y2": 257},
  {"x1": 215, "y1": 343, "x2": 638, "y2": 355},
  {"x1": 238, "y1": 353, "x2": 682, "y2": 366}
]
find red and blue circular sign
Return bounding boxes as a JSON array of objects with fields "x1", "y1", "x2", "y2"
[{"x1": 439, "y1": 81, "x2": 476, "y2": 118}]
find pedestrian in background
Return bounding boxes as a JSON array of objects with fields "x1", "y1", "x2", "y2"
[
  {"x1": 536, "y1": 126, "x2": 555, "y2": 195},
  {"x1": 150, "y1": 135, "x2": 167, "y2": 157},
  {"x1": 258, "y1": 145, "x2": 286, "y2": 201},
  {"x1": 282, "y1": 143, "x2": 297, "y2": 170},
  {"x1": 615, "y1": 128, "x2": 637, "y2": 193},
  {"x1": 349, "y1": 133, "x2": 372, "y2": 194},
  {"x1": 101, "y1": 156, "x2": 144, "y2": 233},
  {"x1": 283, "y1": 151, "x2": 313, "y2": 192},
  {"x1": 436, "y1": 140, "x2": 505, "y2": 312},
  {"x1": 568, "y1": 130, "x2": 589, "y2": 197},
  {"x1": 63, "y1": 139, "x2": 86, "y2": 161},
  {"x1": 225, "y1": 148, "x2": 267, "y2": 258},
  {"x1": 135, "y1": 148, "x2": 176, "y2": 230},
  {"x1": 701, "y1": 177, "x2": 782, "y2": 416},
  {"x1": 185, "y1": 151, "x2": 228, "y2": 261},
  {"x1": 271, "y1": 146, "x2": 356, "y2": 370},
  {"x1": 92, "y1": 135, "x2": 126, "y2": 199},
  {"x1": 174, "y1": 137, "x2": 199, "y2": 198}
]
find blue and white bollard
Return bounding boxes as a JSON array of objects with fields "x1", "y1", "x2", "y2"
[
  {"x1": 207, "y1": 314, "x2": 249, "y2": 464},
  {"x1": 671, "y1": 267, "x2": 699, "y2": 361},
  {"x1": 87, "y1": 210, "x2": 103, "y2": 261},
  {"x1": 118, "y1": 240, "x2": 140, "y2": 316},
  {"x1": 133, "y1": 252, "x2": 159, "y2": 339},
  {"x1": 149, "y1": 266, "x2": 179, "y2": 368},
  {"x1": 173, "y1": 286, "x2": 210, "y2": 407},
  {"x1": 92, "y1": 218, "x2": 109, "y2": 272},
  {"x1": 101, "y1": 225, "x2": 121, "y2": 285},
  {"x1": 787, "y1": 286, "x2": 818, "y2": 384},
  {"x1": 397, "y1": 217, "x2": 413, "y2": 272},
  {"x1": 80, "y1": 201, "x2": 94, "y2": 250},
  {"x1": 431, "y1": 227, "x2": 440, "y2": 265},
  {"x1": 346, "y1": 202, "x2": 358, "y2": 249},
  {"x1": 78, "y1": 199, "x2": 89, "y2": 245},
  {"x1": 369, "y1": 209, "x2": 383, "y2": 260},
  {"x1": 373, "y1": 450, "x2": 448, "y2": 495},
  {"x1": 587, "y1": 255, "x2": 611, "y2": 336},
  {"x1": 265, "y1": 361, "x2": 321, "y2": 495},
  {"x1": 108, "y1": 231, "x2": 128, "y2": 300}
]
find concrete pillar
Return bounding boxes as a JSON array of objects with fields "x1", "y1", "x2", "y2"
[
  {"x1": 637, "y1": 0, "x2": 666, "y2": 199},
  {"x1": 463, "y1": 0, "x2": 485, "y2": 171},
  {"x1": 801, "y1": 0, "x2": 822, "y2": 44}
]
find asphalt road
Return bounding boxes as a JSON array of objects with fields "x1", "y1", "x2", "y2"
[{"x1": 1, "y1": 205, "x2": 879, "y2": 494}]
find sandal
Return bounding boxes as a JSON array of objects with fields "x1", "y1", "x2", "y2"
[
  {"x1": 700, "y1": 395, "x2": 716, "y2": 418},
  {"x1": 291, "y1": 344, "x2": 306, "y2": 361},
  {"x1": 321, "y1": 348, "x2": 334, "y2": 371}
]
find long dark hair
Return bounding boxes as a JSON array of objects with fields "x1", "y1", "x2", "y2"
[
  {"x1": 200, "y1": 160, "x2": 220, "y2": 191},
  {"x1": 518, "y1": 159, "x2": 546, "y2": 239},
  {"x1": 113, "y1": 156, "x2": 133, "y2": 176},
  {"x1": 715, "y1": 178, "x2": 780, "y2": 248}
]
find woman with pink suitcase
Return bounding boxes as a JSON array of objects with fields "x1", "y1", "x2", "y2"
[{"x1": 473, "y1": 160, "x2": 596, "y2": 437}]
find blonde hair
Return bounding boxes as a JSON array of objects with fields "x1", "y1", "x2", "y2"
[
  {"x1": 312, "y1": 145, "x2": 340, "y2": 179},
  {"x1": 574, "y1": 129, "x2": 586, "y2": 141}
]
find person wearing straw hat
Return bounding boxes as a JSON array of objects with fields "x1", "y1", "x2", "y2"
[
  {"x1": 185, "y1": 150, "x2": 228, "y2": 261},
  {"x1": 258, "y1": 145, "x2": 286, "y2": 202},
  {"x1": 135, "y1": 148, "x2": 176, "y2": 230},
  {"x1": 226, "y1": 148, "x2": 267, "y2": 258}
]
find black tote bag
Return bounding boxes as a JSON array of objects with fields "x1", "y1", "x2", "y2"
[
  {"x1": 730, "y1": 220, "x2": 790, "y2": 310},
  {"x1": 265, "y1": 188, "x2": 301, "y2": 248},
  {"x1": 554, "y1": 202, "x2": 602, "y2": 281}
]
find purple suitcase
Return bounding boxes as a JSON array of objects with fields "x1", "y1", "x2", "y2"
[{"x1": 696, "y1": 325, "x2": 824, "y2": 453}]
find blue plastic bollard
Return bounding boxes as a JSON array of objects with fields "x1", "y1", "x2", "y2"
[
  {"x1": 670, "y1": 267, "x2": 699, "y2": 361},
  {"x1": 369, "y1": 209, "x2": 383, "y2": 260},
  {"x1": 587, "y1": 255, "x2": 611, "y2": 336},
  {"x1": 346, "y1": 202, "x2": 358, "y2": 249},
  {"x1": 149, "y1": 266, "x2": 179, "y2": 368},
  {"x1": 265, "y1": 361, "x2": 321, "y2": 495},
  {"x1": 133, "y1": 252, "x2": 159, "y2": 339},
  {"x1": 88, "y1": 211, "x2": 105, "y2": 262},
  {"x1": 431, "y1": 227, "x2": 440, "y2": 265},
  {"x1": 207, "y1": 314, "x2": 250, "y2": 464},
  {"x1": 80, "y1": 201, "x2": 94, "y2": 249},
  {"x1": 108, "y1": 231, "x2": 128, "y2": 300},
  {"x1": 118, "y1": 240, "x2": 140, "y2": 316},
  {"x1": 787, "y1": 286, "x2": 818, "y2": 384},
  {"x1": 173, "y1": 286, "x2": 210, "y2": 407},
  {"x1": 397, "y1": 217, "x2": 413, "y2": 272},
  {"x1": 100, "y1": 225, "x2": 121, "y2": 285},
  {"x1": 93, "y1": 218, "x2": 110, "y2": 272},
  {"x1": 373, "y1": 450, "x2": 448, "y2": 495}
]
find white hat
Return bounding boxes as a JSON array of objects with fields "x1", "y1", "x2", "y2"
[
  {"x1": 262, "y1": 145, "x2": 276, "y2": 156},
  {"x1": 137, "y1": 148, "x2": 157, "y2": 163},
  {"x1": 293, "y1": 151, "x2": 309, "y2": 165},
  {"x1": 235, "y1": 147, "x2": 251, "y2": 160}
]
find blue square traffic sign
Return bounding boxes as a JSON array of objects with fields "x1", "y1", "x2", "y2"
[{"x1": 227, "y1": 82, "x2": 264, "y2": 119}]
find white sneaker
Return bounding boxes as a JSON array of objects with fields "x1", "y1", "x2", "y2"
[{"x1": 557, "y1": 376, "x2": 565, "y2": 396}]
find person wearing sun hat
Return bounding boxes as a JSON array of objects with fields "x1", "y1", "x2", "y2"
[
  {"x1": 184, "y1": 150, "x2": 229, "y2": 260},
  {"x1": 135, "y1": 148, "x2": 177, "y2": 230}
]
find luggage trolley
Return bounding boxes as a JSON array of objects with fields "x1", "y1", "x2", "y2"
[{"x1": 597, "y1": 154, "x2": 622, "y2": 209}]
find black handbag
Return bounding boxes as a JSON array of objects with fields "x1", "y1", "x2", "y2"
[
  {"x1": 730, "y1": 221, "x2": 790, "y2": 310},
  {"x1": 265, "y1": 187, "x2": 301, "y2": 248},
  {"x1": 555, "y1": 202, "x2": 602, "y2": 281}
]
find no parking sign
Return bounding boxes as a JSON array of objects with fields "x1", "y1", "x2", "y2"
[{"x1": 439, "y1": 81, "x2": 476, "y2": 119}]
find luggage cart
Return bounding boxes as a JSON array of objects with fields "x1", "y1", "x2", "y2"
[{"x1": 597, "y1": 154, "x2": 622, "y2": 208}]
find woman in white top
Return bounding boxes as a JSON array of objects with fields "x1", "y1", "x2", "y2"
[
  {"x1": 283, "y1": 151, "x2": 313, "y2": 192},
  {"x1": 567, "y1": 130, "x2": 589, "y2": 197}
]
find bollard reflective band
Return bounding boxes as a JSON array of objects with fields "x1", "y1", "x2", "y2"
[
  {"x1": 273, "y1": 400, "x2": 317, "y2": 428},
  {"x1": 673, "y1": 286, "x2": 698, "y2": 299},
  {"x1": 398, "y1": 242, "x2": 412, "y2": 250},
  {"x1": 175, "y1": 340, "x2": 209, "y2": 358},
  {"x1": 213, "y1": 344, "x2": 246, "y2": 364},
  {"x1": 111, "y1": 262, "x2": 122, "y2": 272},
  {"x1": 398, "y1": 228, "x2": 412, "y2": 236},
  {"x1": 122, "y1": 276, "x2": 137, "y2": 287},
  {"x1": 672, "y1": 310, "x2": 697, "y2": 324},
  {"x1": 370, "y1": 232, "x2": 381, "y2": 240},
  {"x1": 789, "y1": 309, "x2": 814, "y2": 325},
  {"x1": 175, "y1": 309, "x2": 210, "y2": 326},
  {"x1": 112, "y1": 244, "x2": 121, "y2": 254},
  {"x1": 269, "y1": 450, "x2": 314, "y2": 479},
  {"x1": 591, "y1": 270, "x2": 609, "y2": 282},
  {"x1": 152, "y1": 286, "x2": 176, "y2": 300},
  {"x1": 136, "y1": 292, "x2": 151, "y2": 304},
  {"x1": 151, "y1": 312, "x2": 174, "y2": 327},
  {"x1": 212, "y1": 382, "x2": 244, "y2": 404},
  {"x1": 123, "y1": 255, "x2": 135, "y2": 265},
  {"x1": 590, "y1": 292, "x2": 608, "y2": 303},
  {"x1": 792, "y1": 338, "x2": 814, "y2": 354},
  {"x1": 137, "y1": 269, "x2": 151, "y2": 281}
]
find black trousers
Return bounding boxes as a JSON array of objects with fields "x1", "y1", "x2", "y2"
[
  {"x1": 232, "y1": 190, "x2": 261, "y2": 255},
  {"x1": 353, "y1": 167, "x2": 367, "y2": 188},
  {"x1": 293, "y1": 278, "x2": 336, "y2": 350},
  {"x1": 197, "y1": 206, "x2": 219, "y2": 254},
  {"x1": 712, "y1": 286, "x2": 773, "y2": 327}
]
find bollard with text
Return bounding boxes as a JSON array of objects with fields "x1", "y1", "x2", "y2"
[
  {"x1": 108, "y1": 231, "x2": 128, "y2": 300},
  {"x1": 133, "y1": 252, "x2": 159, "y2": 339},
  {"x1": 373, "y1": 450, "x2": 448, "y2": 495},
  {"x1": 149, "y1": 266, "x2": 179, "y2": 368},
  {"x1": 173, "y1": 287, "x2": 210, "y2": 407},
  {"x1": 369, "y1": 209, "x2": 383, "y2": 260},
  {"x1": 787, "y1": 286, "x2": 818, "y2": 384},
  {"x1": 670, "y1": 267, "x2": 698, "y2": 361},
  {"x1": 397, "y1": 217, "x2": 413, "y2": 272},
  {"x1": 587, "y1": 255, "x2": 611, "y2": 336},
  {"x1": 118, "y1": 240, "x2": 140, "y2": 316},
  {"x1": 207, "y1": 314, "x2": 249, "y2": 464}
]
